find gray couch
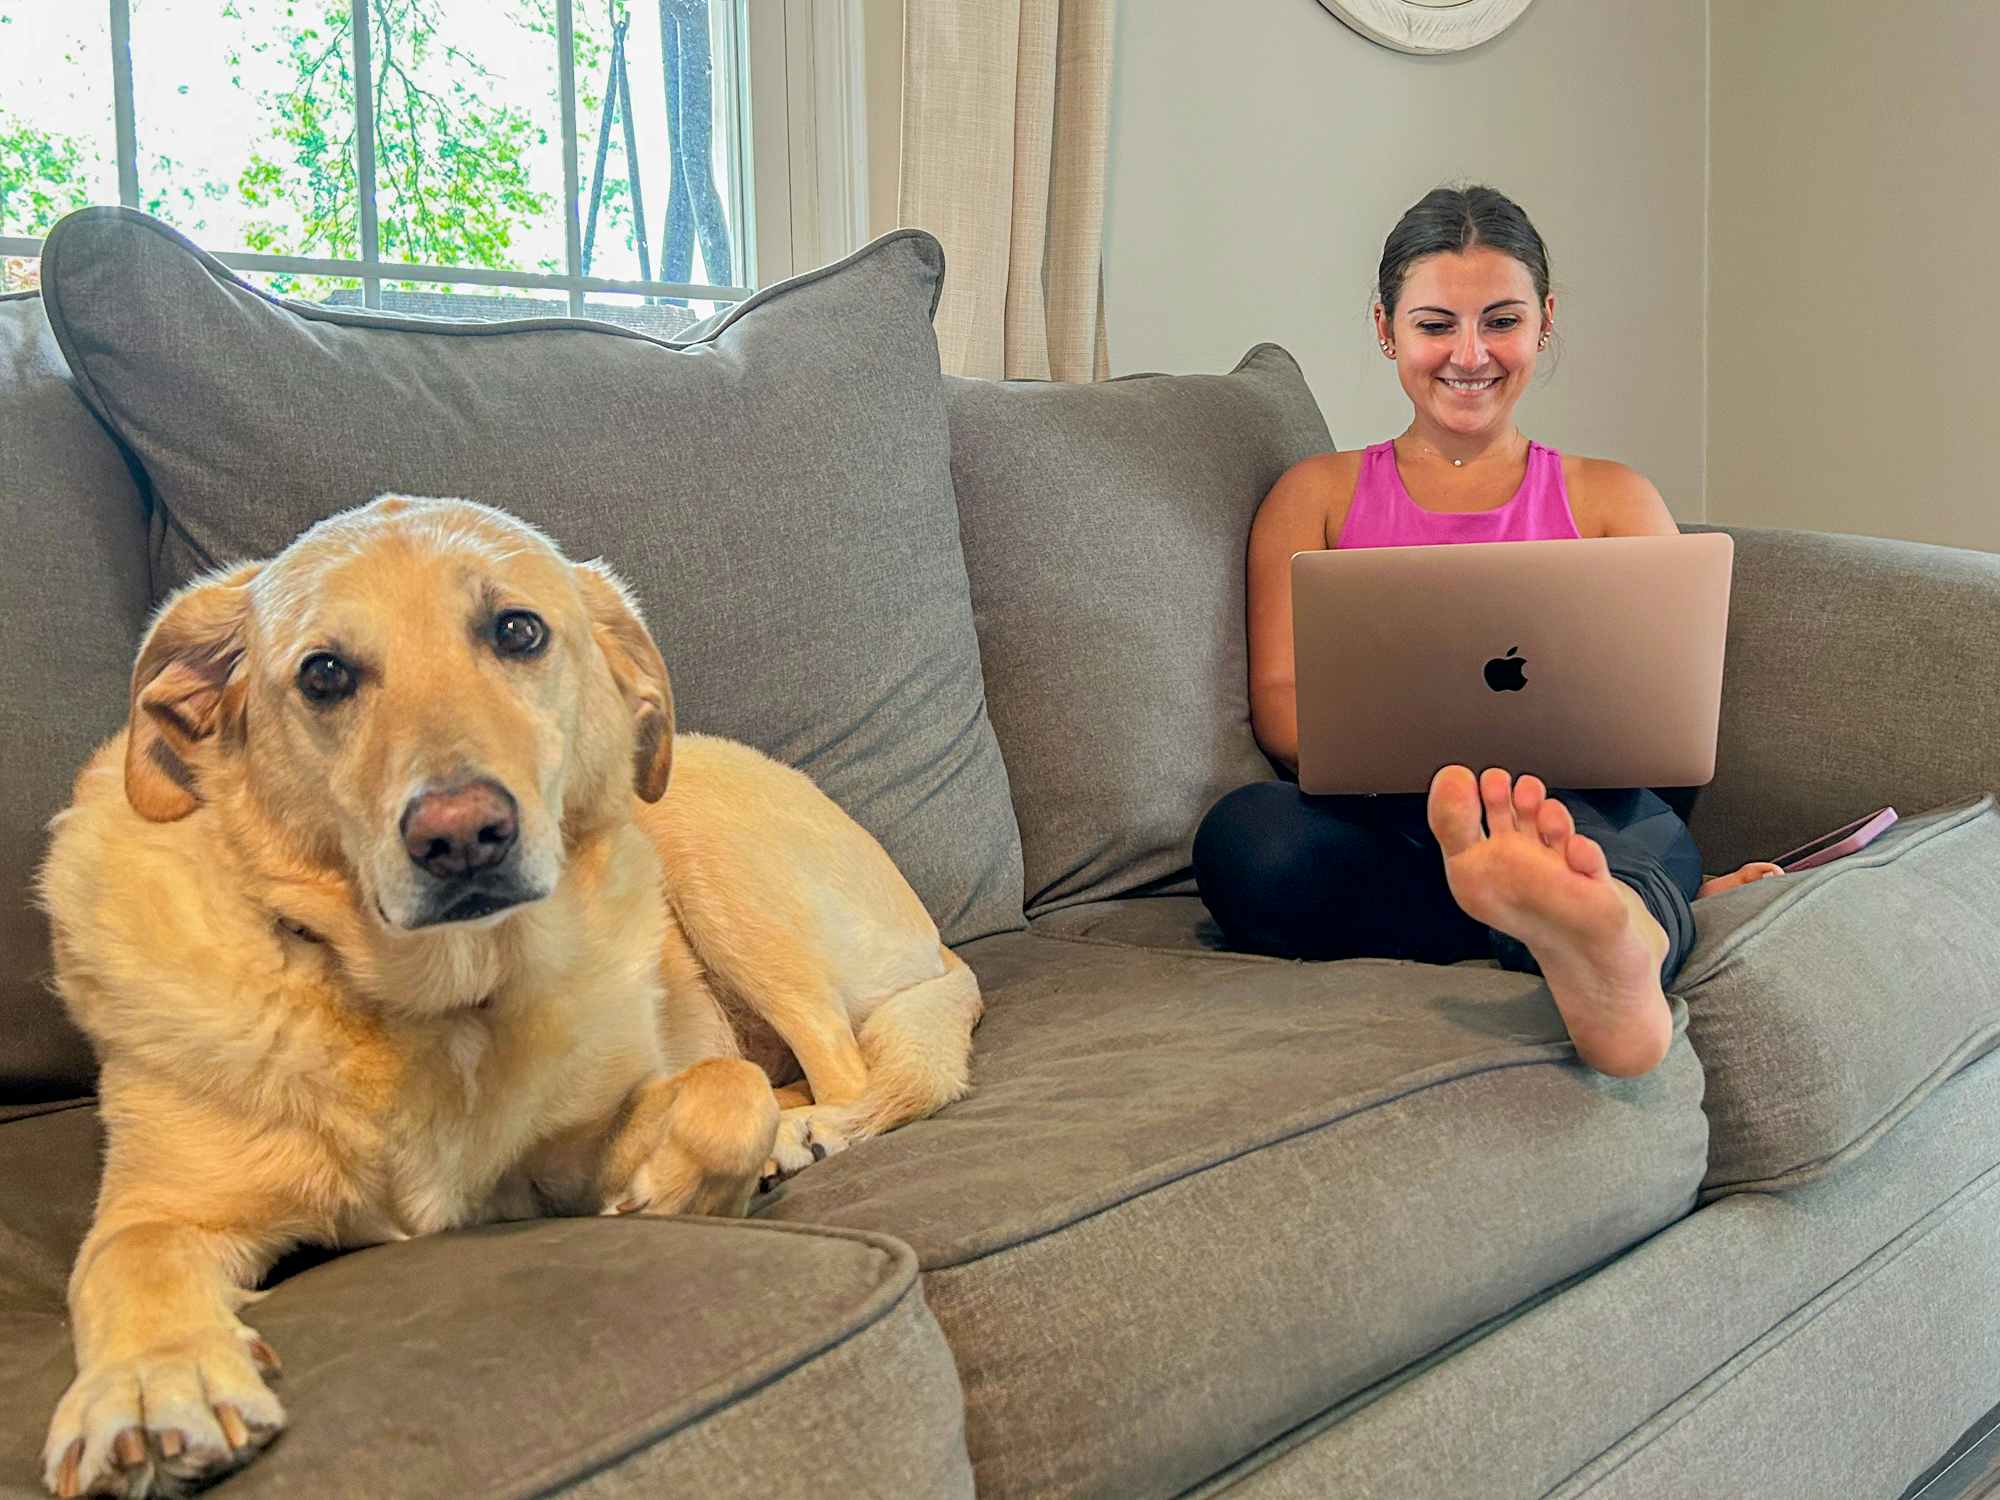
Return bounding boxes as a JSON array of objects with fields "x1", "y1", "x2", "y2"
[{"x1": 3, "y1": 208, "x2": 1998, "y2": 1499}]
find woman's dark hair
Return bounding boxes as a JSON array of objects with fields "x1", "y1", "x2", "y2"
[{"x1": 1377, "y1": 185, "x2": 1551, "y2": 324}]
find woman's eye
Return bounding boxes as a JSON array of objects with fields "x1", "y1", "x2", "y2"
[
  {"x1": 1489, "y1": 317, "x2": 1521, "y2": 331},
  {"x1": 298, "y1": 652, "x2": 357, "y2": 705},
  {"x1": 495, "y1": 610, "x2": 549, "y2": 657},
  {"x1": 1417, "y1": 322, "x2": 1450, "y2": 335}
]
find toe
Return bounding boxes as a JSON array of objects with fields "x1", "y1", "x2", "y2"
[
  {"x1": 1426, "y1": 765, "x2": 1484, "y2": 854},
  {"x1": 1565, "y1": 832, "x2": 1609, "y2": 879},
  {"x1": 1480, "y1": 767, "x2": 1517, "y2": 833},
  {"x1": 1535, "y1": 795, "x2": 1575, "y2": 847},
  {"x1": 1511, "y1": 774, "x2": 1547, "y2": 827}
]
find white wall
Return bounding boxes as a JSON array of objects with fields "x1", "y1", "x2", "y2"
[
  {"x1": 1708, "y1": 4, "x2": 2000, "y2": 551},
  {"x1": 1100, "y1": 0, "x2": 1711, "y2": 518}
]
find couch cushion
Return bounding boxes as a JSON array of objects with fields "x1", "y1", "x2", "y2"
[
  {"x1": 38, "y1": 207, "x2": 1023, "y2": 946},
  {"x1": 1679, "y1": 524, "x2": 2000, "y2": 876},
  {"x1": 758, "y1": 925, "x2": 1709, "y2": 1498},
  {"x1": 945, "y1": 347, "x2": 1332, "y2": 915},
  {"x1": 1206, "y1": 1044, "x2": 2000, "y2": 1500},
  {"x1": 0, "y1": 294, "x2": 152, "y2": 1102},
  {"x1": 1675, "y1": 793, "x2": 2000, "y2": 1198},
  {"x1": 0, "y1": 1108, "x2": 973, "y2": 1500}
]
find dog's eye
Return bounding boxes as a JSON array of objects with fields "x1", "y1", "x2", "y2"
[
  {"x1": 298, "y1": 652, "x2": 357, "y2": 705},
  {"x1": 495, "y1": 610, "x2": 548, "y2": 658}
]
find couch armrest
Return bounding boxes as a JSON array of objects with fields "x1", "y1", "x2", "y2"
[{"x1": 1682, "y1": 524, "x2": 2000, "y2": 871}]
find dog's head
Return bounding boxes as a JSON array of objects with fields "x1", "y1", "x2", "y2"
[{"x1": 123, "y1": 496, "x2": 672, "y2": 934}]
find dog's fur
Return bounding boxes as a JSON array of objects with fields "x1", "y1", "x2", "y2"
[{"x1": 36, "y1": 496, "x2": 982, "y2": 1498}]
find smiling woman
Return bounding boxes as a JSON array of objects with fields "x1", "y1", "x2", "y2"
[{"x1": 1189, "y1": 182, "x2": 1782, "y2": 1081}]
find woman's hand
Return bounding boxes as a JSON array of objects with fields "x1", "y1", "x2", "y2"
[{"x1": 1696, "y1": 861, "x2": 1785, "y2": 899}]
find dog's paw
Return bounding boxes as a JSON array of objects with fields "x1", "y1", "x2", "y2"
[
  {"x1": 43, "y1": 1328, "x2": 285, "y2": 1498},
  {"x1": 759, "y1": 1106, "x2": 853, "y2": 1190}
]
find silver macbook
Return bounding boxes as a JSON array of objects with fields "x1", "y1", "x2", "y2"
[{"x1": 1290, "y1": 534, "x2": 1733, "y2": 795}]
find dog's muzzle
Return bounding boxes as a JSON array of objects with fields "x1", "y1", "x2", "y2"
[{"x1": 399, "y1": 778, "x2": 543, "y2": 928}]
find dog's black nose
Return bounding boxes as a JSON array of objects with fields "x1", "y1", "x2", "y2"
[{"x1": 401, "y1": 780, "x2": 519, "y2": 880}]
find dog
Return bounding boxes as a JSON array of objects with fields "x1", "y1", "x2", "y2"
[{"x1": 36, "y1": 496, "x2": 983, "y2": 1499}]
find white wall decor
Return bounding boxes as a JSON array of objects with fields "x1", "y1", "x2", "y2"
[{"x1": 1315, "y1": 0, "x2": 1537, "y2": 55}]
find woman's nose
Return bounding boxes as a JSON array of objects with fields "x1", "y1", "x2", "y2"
[{"x1": 1453, "y1": 327, "x2": 1485, "y2": 371}]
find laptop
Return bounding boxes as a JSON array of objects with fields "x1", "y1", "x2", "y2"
[{"x1": 1290, "y1": 533, "x2": 1733, "y2": 795}]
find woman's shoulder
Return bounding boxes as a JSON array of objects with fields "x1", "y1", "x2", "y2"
[
  {"x1": 1557, "y1": 453, "x2": 1677, "y2": 537},
  {"x1": 1252, "y1": 449, "x2": 1367, "y2": 549},
  {"x1": 1270, "y1": 447, "x2": 1370, "y2": 496}
]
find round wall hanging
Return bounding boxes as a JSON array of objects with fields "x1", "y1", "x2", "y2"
[{"x1": 1315, "y1": 0, "x2": 1538, "y2": 56}]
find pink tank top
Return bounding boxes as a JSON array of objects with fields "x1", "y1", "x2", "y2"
[{"x1": 1335, "y1": 439, "x2": 1581, "y2": 548}]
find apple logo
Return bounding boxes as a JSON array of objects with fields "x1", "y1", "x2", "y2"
[{"x1": 1484, "y1": 646, "x2": 1528, "y2": 693}]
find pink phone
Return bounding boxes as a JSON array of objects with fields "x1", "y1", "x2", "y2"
[{"x1": 1772, "y1": 807, "x2": 1898, "y2": 872}]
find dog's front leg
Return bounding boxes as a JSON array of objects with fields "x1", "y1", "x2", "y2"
[
  {"x1": 44, "y1": 1214, "x2": 287, "y2": 1499},
  {"x1": 598, "y1": 1060, "x2": 778, "y2": 1219}
]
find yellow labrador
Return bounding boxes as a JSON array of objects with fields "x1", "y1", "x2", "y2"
[{"x1": 37, "y1": 496, "x2": 982, "y2": 1499}]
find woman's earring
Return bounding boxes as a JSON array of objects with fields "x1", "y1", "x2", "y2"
[
  {"x1": 1379, "y1": 340, "x2": 1395, "y2": 358},
  {"x1": 1537, "y1": 332, "x2": 1550, "y2": 350}
]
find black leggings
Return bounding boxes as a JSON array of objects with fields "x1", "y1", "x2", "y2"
[{"x1": 1192, "y1": 782, "x2": 1702, "y2": 985}]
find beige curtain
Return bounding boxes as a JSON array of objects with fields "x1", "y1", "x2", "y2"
[{"x1": 898, "y1": 0, "x2": 1114, "y2": 382}]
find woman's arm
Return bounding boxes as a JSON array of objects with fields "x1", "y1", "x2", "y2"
[{"x1": 1246, "y1": 456, "x2": 1343, "y2": 773}]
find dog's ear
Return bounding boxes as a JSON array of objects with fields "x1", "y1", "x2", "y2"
[
  {"x1": 124, "y1": 563, "x2": 262, "y2": 822},
  {"x1": 577, "y1": 561, "x2": 674, "y2": 802}
]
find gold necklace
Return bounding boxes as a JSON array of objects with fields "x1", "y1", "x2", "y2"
[{"x1": 1399, "y1": 433, "x2": 1526, "y2": 469}]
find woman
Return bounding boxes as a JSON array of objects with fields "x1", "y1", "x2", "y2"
[{"x1": 1193, "y1": 185, "x2": 1779, "y2": 1079}]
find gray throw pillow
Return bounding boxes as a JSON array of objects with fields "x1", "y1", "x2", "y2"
[
  {"x1": 945, "y1": 347, "x2": 1333, "y2": 913},
  {"x1": 39, "y1": 208, "x2": 1024, "y2": 945},
  {"x1": 0, "y1": 293, "x2": 153, "y2": 1101},
  {"x1": 1676, "y1": 793, "x2": 2000, "y2": 1196}
]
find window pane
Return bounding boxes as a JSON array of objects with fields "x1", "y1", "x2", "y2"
[
  {"x1": 365, "y1": 0, "x2": 567, "y2": 276},
  {"x1": 236, "y1": 268, "x2": 366, "y2": 306},
  {"x1": 580, "y1": 291, "x2": 721, "y2": 338},
  {"x1": 129, "y1": 0, "x2": 358, "y2": 259},
  {"x1": 0, "y1": 5, "x2": 120, "y2": 237},
  {"x1": 575, "y1": 1, "x2": 740, "y2": 289},
  {"x1": 348, "y1": 280, "x2": 571, "y2": 320}
]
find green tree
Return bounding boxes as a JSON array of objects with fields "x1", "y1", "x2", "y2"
[
  {"x1": 0, "y1": 114, "x2": 95, "y2": 239},
  {"x1": 236, "y1": 0, "x2": 569, "y2": 291}
]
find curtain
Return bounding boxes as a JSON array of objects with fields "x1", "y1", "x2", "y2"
[{"x1": 898, "y1": 0, "x2": 1114, "y2": 382}]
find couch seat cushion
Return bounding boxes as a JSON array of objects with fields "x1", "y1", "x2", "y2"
[
  {"x1": 38, "y1": 207, "x2": 1023, "y2": 946},
  {"x1": 945, "y1": 347, "x2": 1332, "y2": 915},
  {"x1": 1675, "y1": 793, "x2": 2000, "y2": 1197},
  {"x1": 0, "y1": 1107, "x2": 972, "y2": 1500},
  {"x1": 758, "y1": 925, "x2": 1709, "y2": 1498},
  {"x1": 0, "y1": 294, "x2": 151, "y2": 1102}
]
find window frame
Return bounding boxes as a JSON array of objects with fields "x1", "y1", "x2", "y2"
[{"x1": 0, "y1": 0, "x2": 869, "y2": 310}]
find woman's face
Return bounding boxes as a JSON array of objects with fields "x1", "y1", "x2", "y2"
[{"x1": 1374, "y1": 248, "x2": 1554, "y2": 440}]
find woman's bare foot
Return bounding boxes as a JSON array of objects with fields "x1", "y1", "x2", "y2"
[
  {"x1": 1426, "y1": 766, "x2": 1674, "y2": 1077},
  {"x1": 1696, "y1": 862, "x2": 1784, "y2": 899}
]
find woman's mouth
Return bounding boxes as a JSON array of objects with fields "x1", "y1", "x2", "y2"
[{"x1": 1439, "y1": 377, "x2": 1501, "y2": 395}]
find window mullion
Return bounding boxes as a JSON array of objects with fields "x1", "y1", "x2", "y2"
[
  {"x1": 557, "y1": 0, "x2": 585, "y2": 317},
  {"x1": 108, "y1": 0, "x2": 138, "y2": 208},
  {"x1": 350, "y1": 0, "x2": 382, "y2": 310}
]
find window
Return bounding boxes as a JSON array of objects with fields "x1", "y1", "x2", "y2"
[{"x1": 0, "y1": 1, "x2": 866, "y2": 330}]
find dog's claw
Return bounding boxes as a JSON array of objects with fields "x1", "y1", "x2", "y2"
[
  {"x1": 249, "y1": 1338, "x2": 283, "y2": 1377},
  {"x1": 54, "y1": 1437, "x2": 83, "y2": 1498},
  {"x1": 215, "y1": 1402, "x2": 251, "y2": 1451},
  {"x1": 112, "y1": 1427, "x2": 147, "y2": 1468},
  {"x1": 159, "y1": 1429, "x2": 186, "y2": 1459}
]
